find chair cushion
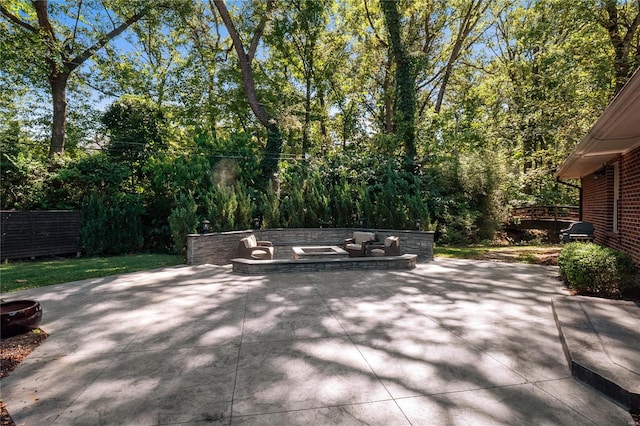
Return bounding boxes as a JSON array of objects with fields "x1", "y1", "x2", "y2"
[
  {"x1": 251, "y1": 249, "x2": 270, "y2": 259},
  {"x1": 346, "y1": 243, "x2": 361, "y2": 251},
  {"x1": 242, "y1": 234, "x2": 257, "y2": 248},
  {"x1": 369, "y1": 248, "x2": 385, "y2": 257},
  {"x1": 384, "y1": 236, "x2": 398, "y2": 247},
  {"x1": 353, "y1": 231, "x2": 376, "y2": 245}
]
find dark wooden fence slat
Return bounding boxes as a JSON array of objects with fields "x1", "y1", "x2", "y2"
[{"x1": 1, "y1": 211, "x2": 82, "y2": 260}]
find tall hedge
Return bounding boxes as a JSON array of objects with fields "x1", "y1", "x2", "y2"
[{"x1": 81, "y1": 193, "x2": 144, "y2": 256}]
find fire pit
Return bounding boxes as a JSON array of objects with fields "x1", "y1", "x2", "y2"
[
  {"x1": 292, "y1": 245, "x2": 349, "y2": 259},
  {"x1": 1, "y1": 300, "x2": 42, "y2": 337}
]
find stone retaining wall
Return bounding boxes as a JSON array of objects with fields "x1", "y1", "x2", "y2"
[
  {"x1": 232, "y1": 254, "x2": 417, "y2": 274},
  {"x1": 186, "y1": 228, "x2": 434, "y2": 265}
]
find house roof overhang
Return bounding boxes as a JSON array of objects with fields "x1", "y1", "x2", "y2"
[{"x1": 555, "y1": 68, "x2": 640, "y2": 180}]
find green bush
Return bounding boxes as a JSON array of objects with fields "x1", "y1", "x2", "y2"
[
  {"x1": 81, "y1": 193, "x2": 108, "y2": 255},
  {"x1": 168, "y1": 192, "x2": 199, "y2": 254},
  {"x1": 81, "y1": 193, "x2": 145, "y2": 256},
  {"x1": 558, "y1": 242, "x2": 638, "y2": 297}
]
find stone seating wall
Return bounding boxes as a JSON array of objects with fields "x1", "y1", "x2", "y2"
[
  {"x1": 186, "y1": 228, "x2": 434, "y2": 265},
  {"x1": 232, "y1": 254, "x2": 418, "y2": 274}
]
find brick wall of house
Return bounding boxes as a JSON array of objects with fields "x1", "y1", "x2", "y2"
[
  {"x1": 581, "y1": 146, "x2": 640, "y2": 265},
  {"x1": 619, "y1": 146, "x2": 640, "y2": 264},
  {"x1": 581, "y1": 167, "x2": 611, "y2": 243}
]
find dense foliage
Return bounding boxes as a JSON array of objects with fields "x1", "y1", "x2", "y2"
[
  {"x1": 558, "y1": 242, "x2": 638, "y2": 298},
  {"x1": 2, "y1": 0, "x2": 638, "y2": 255}
]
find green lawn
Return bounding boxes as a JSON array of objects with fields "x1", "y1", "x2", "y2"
[
  {"x1": 1, "y1": 245, "x2": 559, "y2": 294},
  {"x1": 434, "y1": 246, "x2": 490, "y2": 259},
  {"x1": 1, "y1": 254, "x2": 184, "y2": 293}
]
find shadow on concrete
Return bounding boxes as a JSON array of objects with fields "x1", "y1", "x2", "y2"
[{"x1": 1, "y1": 259, "x2": 634, "y2": 425}]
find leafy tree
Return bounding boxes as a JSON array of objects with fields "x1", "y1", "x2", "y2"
[
  {"x1": 212, "y1": 0, "x2": 284, "y2": 186},
  {"x1": 0, "y1": 120, "x2": 50, "y2": 209},
  {"x1": 81, "y1": 193, "x2": 144, "y2": 255},
  {"x1": 483, "y1": 0, "x2": 611, "y2": 203},
  {"x1": 174, "y1": 2, "x2": 227, "y2": 139},
  {"x1": 55, "y1": 153, "x2": 131, "y2": 201},
  {"x1": 266, "y1": 0, "x2": 331, "y2": 155},
  {"x1": 432, "y1": 0, "x2": 491, "y2": 114},
  {"x1": 168, "y1": 191, "x2": 198, "y2": 253},
  {"x1": 0, "y1": 0, "x2": 150, "y2": 157},
  {"x1": 327, "y1": 0, "x2": 394, "y2": 146},
  {"x1": 594, "y1": 0, "x2": 640, "y2": 93},
  {"x1": 102, "y1": 95, "x2": 168, "y2": 173}
]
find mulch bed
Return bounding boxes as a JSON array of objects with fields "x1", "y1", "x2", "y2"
[
  {"x1": 1, "y1": 329, "x2": 48, "y2": 426},
  {"x1": 475, "y1": 247, "x2": 561, "y2": 265}
]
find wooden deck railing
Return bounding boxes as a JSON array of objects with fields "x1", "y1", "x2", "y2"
[{"x1": 511, "y1": 205, "x2": 579, "y2": 222}]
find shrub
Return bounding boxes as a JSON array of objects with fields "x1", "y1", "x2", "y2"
[
  {"x1": 81, "y1": 193, "x2": 145, "y2": 256},
  {"x1": 200, "y1": 182, "x2": 255, "y2": 232},
  {"x1": 168, "y1": 192, "x2": 199, "y2": 254},
  {"x1": 558, "y1": 242, "x2": 638, "y2": 298},
  {"x1": 259, "y1": 186, "x2": 281, "y2": 229},
  {"x1": 81, "y1": 193, "x2": 108, "y2": 255}
]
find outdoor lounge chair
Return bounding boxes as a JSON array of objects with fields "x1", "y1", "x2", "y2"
[
  {"x1": 344, "y1": 231, "x2": 378, "y2": 257},
  {"x1": 559, "y1": 221, "x2": 594, "y2": 242},
  {"x1": 238, "y1": 234, "x2": 274, "y2": 260},
  {"x1": 367, "y1": 236, "x2": 400, "y2": 257}
]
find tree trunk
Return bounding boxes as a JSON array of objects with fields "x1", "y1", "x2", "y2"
[
  {"x1": 382, "y1": 58, "x2": 394, "y2": 133},
  {"x1": 48, "y1": 73, "x2": 69, "y2": 158},
  {"x1": 213, "y1": 0, "x2": 283, "y2": 184},
  {"x1": 0, "y1": 2, "x2": 148, "y2": 158},
  {"x1": 303, "y1": 70, "x2": 312, "y2": 155},
  {"x1": 263, "y1": 124, "x2": 283, "y2": 183},
  {"x1": 318, "y1": 91, "x2": 328, "y2": 140},
  {"x1": 434, "y1": 0, "x2": 488, "y2": 114},
  {"x1": 381, "y1": 0, "x2": 416, "y2": 164},
  {"x1": 600, "y1": 0, "x2": 640, "y2": 94}
]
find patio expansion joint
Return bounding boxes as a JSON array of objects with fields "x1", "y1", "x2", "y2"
[
  {"x1": 529, "y1": 377, "x2": 619, "y2": 426},
  {"x1": 41, "y1": 333, "x2": 138, "y2": 426},
  {"x1": 395, "y1": 299, "x2": 535, "y2": 387},
  {"x1": 229, "y1": 397, "x2": 401, "y2": 421},
  {"x1": 311, "y1": 282, "x2": 415, "y2": 425},
  {"x1": 229, "y1": 286, "x2": 250, "y2": 420}
]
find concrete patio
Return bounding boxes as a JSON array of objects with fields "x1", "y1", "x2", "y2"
[{"x1": 0, "y1": 258, "x2": 636, "y2": 425}]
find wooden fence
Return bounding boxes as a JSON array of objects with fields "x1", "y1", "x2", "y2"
[{"x1": 1, "y1": 210, "x2": 82, "y2": 260}]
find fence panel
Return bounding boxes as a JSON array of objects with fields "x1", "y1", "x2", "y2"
[{"x1": 1, "y1": 211, "x2": 82, "y2": 260}]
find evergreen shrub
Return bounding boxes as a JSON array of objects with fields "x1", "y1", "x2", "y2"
[
  {"x1": 168, "y1": 192, "x2": 199, "y2": 254},
  {"x1": 558, "y1": 242, "x2": 638, "y2": 298},
  {"x1": 81, "y1": 193, "x2": 145, "y2": 256}
]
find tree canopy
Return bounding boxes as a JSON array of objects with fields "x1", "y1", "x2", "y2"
[{"x1": 1, "y1": 0, "x2": 638, "y2": 251}]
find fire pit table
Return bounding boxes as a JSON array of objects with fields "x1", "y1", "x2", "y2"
[{"x1": 292, "y1": 245, "x2": 349, "y2": 260}]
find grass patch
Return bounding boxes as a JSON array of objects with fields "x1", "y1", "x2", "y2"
[
  {"x1": 1, "y1": 254, "x2": 183, "y2": 293},
  {"x1": 434, "y1": 246, "x2": 488, "y2": 259}
]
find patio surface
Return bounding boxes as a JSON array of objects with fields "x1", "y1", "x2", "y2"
[{"x1": 0, "y1": 258, "x2": 636, "y2": 425}]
